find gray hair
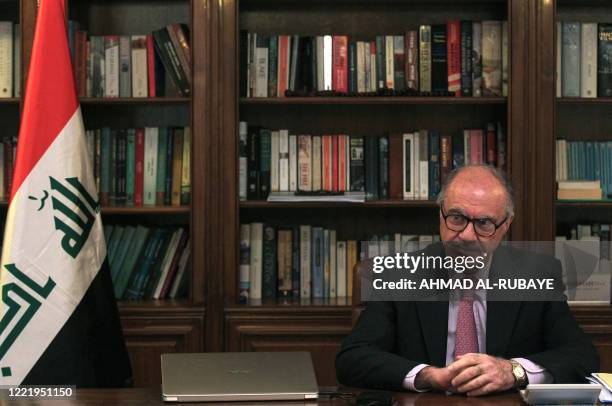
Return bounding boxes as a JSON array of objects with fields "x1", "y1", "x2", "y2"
[{"x1": 435, "y1": 164, "x2": 515, "y2": 217}]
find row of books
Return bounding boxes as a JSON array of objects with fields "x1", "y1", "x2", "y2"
[
  {"x1": 105, "y1": 224, "x2": 191, "y2": 300},
  {"x1": 0, "y1": 136, "x2": 17, "y2": 202},
  {"x1": 239, "y1": 222, "x2": 439, "y2": 301},
  {"x1": 0, "y1": 22, "x2": 20, "y2": 98},
  {"x1": 238, "y1": 122, "x2": 506, "y2": 201},
  {"x1": 67, "y1": 21, "x2": 191, "y2": 98},
  {"x1": 240, "y1": 21, "x2": 508, "y2": 98},
  {"x1": 85, "y1": 127, "x2": 191, "y2": 207},
  {"x1": 555, "y1": 139, "x2": 612, "y2": 199},
  {"x1": 556, "y1": 22, "x2": 612, "y2": 98}
]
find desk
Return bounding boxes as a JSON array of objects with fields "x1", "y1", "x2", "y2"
[{"x1": 1, "y1": 388, "x2": 527, "y2": 405}]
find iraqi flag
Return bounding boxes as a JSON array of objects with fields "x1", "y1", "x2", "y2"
[{"x1": 0, "y1": 0, "x2": 131, "y2": 386}]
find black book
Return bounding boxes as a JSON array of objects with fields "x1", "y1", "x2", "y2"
[
  {"x1": 378, "y1": 136, "x2": 389, "y2": 199},
  {"x1": 452, "y1": 131, "x2": 465, "y2": 169},
  {"x1": 259, "y1": 128, "x2": 271, "y2": 198},
  {"x1": 598, "y1": 23, "x2": 612, "y2": 97},
  {"x1": 349, "y1": 136, "x2": 365, "y2": 192},
  {"x1": 115, "y1": 130, "x2": 127, "y2": 206},
  {"x1": 431, "y1": 24, "x2": 448, "y2": 93},
  {"x1": 365, "y1": 136, "x2": 379, "y2": 200},
  {"x1": 247, "y1": 126, "x2": 261, "y2": 199},
  {"x1": 349, "y1": 41, "x2": 358, "y2": 93},
  {"x1": 268, "y1": 35, "x2": 278, "y2": 97},
  {"x1": 460, "y1": 21, "x2": 473, "y2": 97},
  {"x1": 262, "y1": 225, "x2": 277, "y2": 301},
  {"x1": 152, "y1": 28, "x2": 190, "y2": 96},
  {"x1": 297, "y1": 36, "x2": 314, "y2": 92}
]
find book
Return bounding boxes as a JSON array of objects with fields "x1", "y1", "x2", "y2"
[
  {"x1": 0, "y1": 22, "x2": 14, "y2": 98},
  {"x1": 239, "y1": 224, "x2": 251, "y2": 302},
  {"x1": 598, "y1": 23, "x2": 612, "y2": 97},
  {"x1": 562, "y1": 22, "x2": 581, "y2": 97},
  {"x1": 143, "y1": 127, "x2": 159, "y2": 205},
  {"x1": 131, "y1": 35, "x2": 148, "y2": 97},
  {"x1": 581, "y1": 23, "x2": 597, "y2": 98},
  {"x1": 119, "y1": 36, "x2": 132, "y2": 97},
  {"x1": 406, "y1": 31, "x2": 419, "y2": 91},
  {"x1": 447, "y1": 20, "x2": 461, "y2": 96},
  {"x1": 419, "y1": 25, "x2": 432, "y2": 93},
  {"x1": 431, "y1": 24, "x2": 448, "y2": 93},
  {"x1": 472, "y1": 22, "x2": 483, "y2": 97},
  {"x1": 482, "y1": 21, "x2": 502, "y2": 96},
  {"x1": 104, "y1": 35, "x2": 120, "y2": 97},
  {"x1": 460, "y1": 21, "x2": 473, "y2": 97}
]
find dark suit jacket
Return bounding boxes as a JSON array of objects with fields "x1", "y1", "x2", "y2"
[{"x1": 335, "y1": 244, "x2": 600, "y2": 391}]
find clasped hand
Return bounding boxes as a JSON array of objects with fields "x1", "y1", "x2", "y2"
[{"x1": 415, "y1": 353, "x2": 516, "y2": 396}]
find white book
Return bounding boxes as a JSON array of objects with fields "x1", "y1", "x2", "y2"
[
  {"x1": 412, "y1": 132, "x2": 420, "y2": 200},
  {"x1": 169, "y1": 239, "x2": 191, "y2": 298},
  {"x1": 153, "y1": 229, "x2": 184, "y2": 299},
  {"x1": 329, "y1": 230, "x2": 337, "y2": 298},
  {"x1": 357, "y1": 41, "x2": 365, "y2": 93},
  {"x1": 300, "y1": 225, "x2": 312, "y2": 298},
  {"x1": 13, "y1": 23, "x2": 19, "y2": 97},
  {"x1": 403, "y1": 133, "x2": 414, "y2": 200},
  {"x1": 482, "y1": 21, "x2": 502, "y2": 96},
  {"x1": 255, "y1": 35, "x2": 269, "y2": 97},
  {"x1": 249, "y1": 223, "x2": 263, "y2": 300},
  {"x1": 316, "y1": 36, "x2": 325, "y2": 91},
  {"x1": 369, "y1": 43, "x2": 377, "y2": 92},
  {"x1": 323, "y1": 35, "x2": 333, "y2": 91},
  {"x1": 143, "y1": 127, "x2": 159, "y2": 205},
  {"x1": 279, "y1": 129, "x2": 289, "y2": 191},
  {"x1": 131, "y1": 35, "x2": 148, "y2": 97},
  {"x1": 239, "y1": 121, "x2": 248, "y2": 200},
  {"x1": 270, "y1": 130, "x2": 280, "y2": 192},
  {"x1": 0, "y1": 22, "x2": 13, "y2": 98},
  {"x1": 502, "y1": 21, "x2": 508, "y2": 97},
  {"x1": 289, "y1": 135, "x2": 297, "y2": 192},
  {"x1": 104, "y1": 36, "x2": 120, "y2": 97},
  {"x1": 385, "y1": 35, "x2": 395, "y2": 89},
  {"x1": 581, "y1": 22, "x2": 597, "y2": 98},
  {"x1": 419, "y1": 130, "x2": 429, "y2": 199},
  {"x1": 556, "y1": 21, "x2": 562, "y2": 98},
  {"x1": 312, "y1": 135, "x2": 322, "y2": 191},
  {"x1": 337, "y1": 241, "x2": 346, "y2": 298},
  {"x1": 239, "y1": 224, "x2": 251, "y2": 301}
]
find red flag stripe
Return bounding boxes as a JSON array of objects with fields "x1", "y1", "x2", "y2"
[{"x1": 11, "y1": 0, "x2": 78, "y2": 203}]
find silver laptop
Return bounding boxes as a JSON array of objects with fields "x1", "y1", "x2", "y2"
[{"x1": 161, "y1": 352, "x2": 319, "y2": 402}]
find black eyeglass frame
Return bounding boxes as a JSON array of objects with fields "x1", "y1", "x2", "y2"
[{"x1": 439, "y1": 204, "x2": 509, "y2": 237}]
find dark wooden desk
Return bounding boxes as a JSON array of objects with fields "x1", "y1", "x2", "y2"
[{"x1": 2, "y1": 388, "x2": 528, "y2": 405}]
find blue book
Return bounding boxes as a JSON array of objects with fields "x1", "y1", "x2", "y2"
[
  {"x1": 291, "y1": 225, "x2": 300, "y2": 298},
  {"x1": 311, "y1": 227, "x2": 324, "y2": 299},
  {"x1": 585, "y1": 142, "x2": 594, "y2": 180},
  {"x1": 429, "y1": 131, "x2": 440, "y2": 199}
]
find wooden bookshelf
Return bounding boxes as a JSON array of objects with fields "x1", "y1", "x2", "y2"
[
  {"x1": 101, "y1": 206, "x2": 191, "y2": 215},
  {"x1": 240, "y1": 97, "x2": 507, "y2": 105},
  {"x1": 240, "y1": 200, "x2": 439, "y2": 208},
  {"x1": 79, "y1": 97, "x2": 190, "y2": 105}
]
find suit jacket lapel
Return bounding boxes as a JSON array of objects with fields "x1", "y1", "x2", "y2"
[{"x1": 486, "y1": 246, "x2": 522, "y2": 356}]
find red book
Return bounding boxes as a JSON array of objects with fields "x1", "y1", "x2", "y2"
[
  {"x1": 74, "y1": 31, "x2": 88, "y2": 97},
  {"x1": 146, "y1": 34, "x2": 156, "y2": 97},
  {"x1": 486, "y1": 123, "x2": 497, "y2": 165},
  {"x1": 278, "y1": 35, "x2": 290, "y2": 97},
  {"x1": 447, "y1": 21, "x2": 461, "y2": 96},
  {"x1": 388, "y1": 133, "x2": 403, "y2": 199},
  {"x1": 322, "y1": 135, "x2": 332, "y2": 191},
  {"x1": 440, "y1": 135, "x2": 452, "y2": 185},
  {"x1": 134, "y1": 128, "x2": 145, "y2": 206},
  {"x1": 470, "y1": 129, "x2": 484, "y2": 164},
  {"x1": 332, "y1": 36, "x2": 348, "y2": 93},
  {"x1": 332, "y1": 135, "x2": 339, "y2": 192},
  {"x1": 338, "y1": 135, "x2": 347, "y2": 191}
]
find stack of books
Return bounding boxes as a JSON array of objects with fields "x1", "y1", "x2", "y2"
[{"x1": 557, "y1": 180, "x2": 602, "y2": 200}]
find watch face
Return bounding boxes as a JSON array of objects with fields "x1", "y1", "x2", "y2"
[{"x1": 514, "y1": 365, "x2": 526, "y2": 379}]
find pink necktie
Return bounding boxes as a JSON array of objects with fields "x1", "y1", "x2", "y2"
[{"x1": 455, "y1": 289, "x2": 478, "y2": 357}]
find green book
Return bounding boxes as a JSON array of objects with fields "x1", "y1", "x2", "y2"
[
  {"x1": 125, "y1": 228, "x2": 165, "y2": 300},
  {"x1": 107, "y1": 225, "x2": 125, "y2": 279},
  {"x1": 110, "y1": 226, "x2": 136, "y2": 279},
  {"x1": 114, "y1": 225, "x2": 150, "y2": 299},
  {"x1": 156, "y1": 127, "x2": 168, "y2": 205},
  {"x1": 125, "y1": 128, "x2": 136, "y2": 206}
]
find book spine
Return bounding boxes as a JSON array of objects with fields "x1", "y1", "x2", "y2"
[
  {"x1": 289, "y1": 135, "x2": 297, "y2": 192},
  {"x1": 0, "y1": 22, "x2": 13, "y2": 98},
  {"x1": 385, "y1": 36, "x2": 395, "y2": 89},
  {"x1": 240, "y1": 30, "x2": 249, "y2": 98},
  {"x1": 452, "y1": 132, "x2": 465, "y2": 169},
  {"x1": 376, "y1": 36, "x2": 386, "y2": 90},
  {"x1": 300, "y1": 225, "x2": 312, "y2": 299},
  {"x1": 126, "y1": 129, "x2": 136, "y2": 206},
  {"x1": 143, "y1": 127, "x2": 159, "y2": 205},
  {"x1": 393, "y1": 36, "x2": 405, "y2": 91},
  {"x1": 277, "y1": 35, "x2": 290, "y2": 96},
  {"x1": 119, "y1": 35, "x2": 132, "y2": 97},
  {"x1": 297, "y1": 135, "x2": 312, "y2": 191},
  {"x1": 472, "y1": 22, "x2": 482, "y2": 97},
  {"x1": 270, "y1": 130, "x2": 279, "y2": 193},
  {"x1": 239, "y1": 122, "x2": 248, "y2": 200},
  {"x1": 259, "y1": 128, "x2": 271, "y2": 198},
  {"x1": 419, "y1": 26, "x2": 432, "y2": 93},
  {"x1": 486, "y1": 123, "x2": 497, "y2": 165},
  {"x1": 556, "y1": 22, "x2": 561, "y2": 98},
  {"x1": 323, "y1": 230, "x2": 330, "y2": 298},
  {"x1": 133, "y1": 35, "x2": 148, "y2": 97},
  {"x1": 369, "y1": 41, "x2": 377, "y2": 92},
  {"x1": 247, "y1": 127, "x2": 260, "y2": 199},
  {"x1": 323, "y1": 35, "x2": 332, "y2": 91},
  {"x1": 329, "y1": 230, "x2": 337, "y2": 298},
  {"x1": 447, "y1": 20, "x2": 461, "y2": 96},
  {"x1": 431, "y1": 25, "x2": 448, "y2": 93},
  {"x1": 379, "y1": 136, "x2": 389, "y2": 199},
  {"x1": 277, "y1": 229, "x2": 292, "y2": 297},
  {"x1": 322, "y1": 135, "x2": 332, "y2": 191},
  {"x1": 338, "y1": 135, "x2": 347, "y2": 191},
  {"x1": 168, "y1": 24, "x2": 191, "y2": 81},
  {"x1": 337, "y1": 241, "x2": 346, "y2": 298},
  {"x1": 502, "y1": 21, "x2": 509, "y2": 97},
  {"x1": 134, "y1": 128, "x2": 145, "y2": 206},
  {"x1": 249, "y1": 223, "x2": 263, "y2": 300},
  {"x1": 332, "y1": 135, "x2": 339, "y2": 192},
  {"x1": 316, "y1": 36, "x2": 325, "y2": 91},
  {"x1": 255, "y1": 34, "x2": 269, "y2": 97},
  {"x1": 171, "y1": 128, "x2": 183, "y2": 206},
  {"x1": 460, "y1": 21, "x2": 473, "y2": 97},
  {"x1": 311, "y1": 227, "x2": 324, "y2": 299},
  {"x1": 279, "y1": 129, "x2": 289, "y2": 191},
  {"x1": 181, "y1": 127, "x2": 191, "y2": 205},
  {"x1": 268, "y1": 35, "x2": 278, "y2": 97},
  {"x1": 332, "y1": 36, "x2": 348, "y2": 93},
  {"x1": 75, "y1": 31, "x2": 88, "y2": 97},
  {"x1": 350, "y1": 136, "x2": 365, "y2": 192},
  {"x1": 156, "y1": 127, "x2": 168, "y2": 205},
  {"x1": 356, "y1": 41, "x2": 365, "y2": 93},
  {"x1": 364, "y1": 42, "x2": 371, "y2": 93},
  {"x1": 104, "y1": 35, "x2": 120, "y2": 97},
  {"x1": 312, "y1": 136, "x2": 322, "y2": 191},
  {"x1": 418, "y1": 130, "x2": 429, "y2": 200},
  {"x1": 406, "y1": 31, "x2": 419, "y2": 91},
  {"x1": 429, "y1": 131, "x2": 440, "y2": 199},
  {"x1": 598, "y1": 23, "x2": 612, "y2": 97},
  {"x1": 402, "y1": 134, "x2": 413, "y2": 199},
  {"x1": 365, "y1": 136, "x2": 379, "y2": 200},
  {"x1": 440, "y1": 134, "x2": 452, "y2": 185},
  {"x1": 291, "y1": 225, "x2": 300, "y2": 297},
  {"x1": 483, "y1": 21, "x2": 502, "y2": 96},
  {"x1": 388, "y1": 133, "x2": 403, "y2": 199}
]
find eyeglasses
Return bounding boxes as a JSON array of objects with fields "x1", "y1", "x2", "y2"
[{"x1": 440, "y1": 205, "x2": 508, "y2": 237}]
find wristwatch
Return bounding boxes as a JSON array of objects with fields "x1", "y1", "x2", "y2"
[{"x1": 509, "y1": 360, "x2": 529, "y2": 389}]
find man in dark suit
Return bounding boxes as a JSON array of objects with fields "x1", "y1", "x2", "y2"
[{"x1": 336, "y1": 165, "x2": 599, "y2": 396}]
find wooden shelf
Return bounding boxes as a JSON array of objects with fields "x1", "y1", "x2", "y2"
[
  {"x1": 557, "y1": 97, "x2": 612, "y2": 104},
  {"x1": 102, "y1": 206, "x2": 190, "y2": 215},
  {"x1": 240, "y1": 200, "x2": 438, "y2": 208},
  {"x1": 227, "y1": 297, "x2": 351, "y2": 309},
  {"x1": 0, "y1": 98, "x2": 19, "y2": 104},
  {"x1": 79, "y1": 97, "x2": 190, "y2": 105},
  {"x1": 556, "y1": 200, "x2": 612, "y2": 208},
  {"x1": 241, "y1": 97, "x2": 507, "y2": 105}
]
